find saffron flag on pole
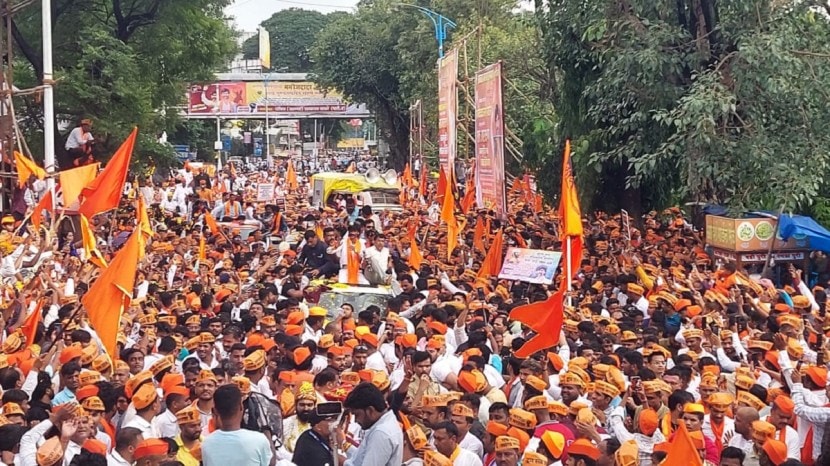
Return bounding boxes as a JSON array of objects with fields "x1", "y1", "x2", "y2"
[
  {"x1": 664, "y1": 422, "x2": 703, "y2": 466},
  {"x1": 199, "y1": 234, "x2": 207, "y2": 261},
  {"x1": 205, "y1": 212, "x2": 220, "y2": 235},
  {"x1": 81, "y1": 227, "x2": 142, "y2": 360},
  {"x1": 407, "y1": 220, "x2": 423, "y2": 270},
  {"x1": 473, "y1": 216, "x2": 486, "y2": 254},
  {"x1": 59, "y1": 163, "x2": 99, "y2": 209},
  {"x1": 477, "y1": 228, "x2": 504, "y2": 279},
  {"x1": 14, "y1": 152, "x2": 46, "y2": 188},
  {"x1": 20, "y1": 299, "x2": 43, "y2": 348},
  {"x1": 31, "y1": 190, "x2": 53, "y2": 231},
  {"x1": 439, "y1": 168, "x2": 458, "y2": 260},
  {"x1": 78, "y1": 128, "x2": 137, "y2": 218},
  {"x1": 509, "y1": 140, "x2": 583, "y2": 358},
  {"x1": 137, "y1": 195, "x2": 154, "y2": 242},
  {"x1": 80, "y1": 214, "x2": 107, "y2": 269}
]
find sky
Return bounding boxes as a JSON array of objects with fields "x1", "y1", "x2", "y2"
[{"x1": 225, "y1": 0, "x2": 359, "y2": 32}]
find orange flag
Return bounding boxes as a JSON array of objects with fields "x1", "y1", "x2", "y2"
[
  {"x1": 439, "y1": 168, "x2": 458, "y2": 260},
  {"x1": 346, "y1": 239, "x2": 362, "y2": 284},
  {"x1": 473, "y1": 216, "x2": 486, "y2": 254},
  {"x1": 407, "y1": 221, "x2": 423, "y2": 270},
  {"x1": 14, "y1": 151, "x2": 46, "y2": 188},
  {"x1": 80, "y1": 214, "x2": 107, "y2": 268},
  {"x1": 199, "y1": 234, "x2": 206, "y2": 261},
  {"x1": 664, "y1": 422, "x2": 703, "y2": 466},
  {"x1": 436, "y1": 168, "x2": 447, "y2": 204},
  {"x1": 78, "y1": 128, "x2": 137, "y2": 218},
  {"x1": 509, "y1": 289, "x2": 566, "y2": 358},
  {"x1": 509, "y1": 176, "x2": 523, "y2": 195},
  {"x1": 20, "y1": 299, "x2": 43, "y2": 347},
  {"x1": 31, "y1": 190, "x2": 53, "y2": 231},
  {"x1": 461, "y1": 181, "x2": 476, "y2": 214},
  {"x1": 137, "y1": 195, "x2": 153, "y2": 241},
  {"x1": 59, "y1": 163, "x2": 99, "y2": 208},
  {"x1": 81, "y1": 227, "x2": 142, "y2": 360},
  {"x1": 205, "y1": 212, "x2": 220, "y2": 235},
  {"x1": 560, "y1": 141, "x2": 583, "y2": 238},
  {"x1": 477, "y1": 228, "x2": 504, "y2": 278},
  {"x1": 510, "y1": 140, "x2": 583, "y2": 357},
  {"x1": 403, "y1": 164, "x2": 414, "y2": 187},
  {"x1": 315, "y1": 223, "x2": 324, "y2": 240},
  {"x1": 286, "y1": 161, "x2": 299, "y2": 191}
]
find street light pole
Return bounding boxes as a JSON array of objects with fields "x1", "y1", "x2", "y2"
[
  {"x1": 42, "y1": 0, "x2": 55, "y2": 174},
  {"x1": 394, "y1": 3, "x2": 456, "y2": 57}
]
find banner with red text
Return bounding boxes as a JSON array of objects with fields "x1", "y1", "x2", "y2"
[
  {"x1": 437, "y1": 49, "x2": 458, "y2": 180},
  {"x1": 474, "y1": 62, "x2": 507, "y2": 217}
]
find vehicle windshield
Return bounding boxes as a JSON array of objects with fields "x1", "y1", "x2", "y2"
[{"x1": 317, "y1": 291, "x2": 391, "y2": 318}]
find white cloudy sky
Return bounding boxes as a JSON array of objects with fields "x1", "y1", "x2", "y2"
[{"x1": 225, "y1": 0, "x2": 359, "y2": 32}]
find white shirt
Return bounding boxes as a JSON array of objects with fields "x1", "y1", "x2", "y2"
[
  {"x1": 459, "y1": 432, "x2": 484, "y2": 458},
  {"x1": 107, "y1": 450, "x2": 132, "y2": 466},
  {"x1": 65, "y1": 127, "x2": 93, "y2": 150},
  {"x1": 702, "y1": 415, "x2": 734, "y2": 446},
  {"x1": 728, "y1": 433, "x2": 754, "y2": 454},
  {"x1": 124, "y1": 415, "x2": 160, "y2": 439},
  {"x1": 153, "y1": 408, "x2": 180, "y2": 439},
  {"x1": 451, "y1": 447, "x2": 483, "y2": 466},
  {"x1": 366, "y1": 351, "x2": 388, "y2": 374}
]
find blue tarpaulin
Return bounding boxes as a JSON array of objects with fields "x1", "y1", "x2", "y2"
[{"x1": 777, "y1": 214, "x2": 830, "y2": 254}]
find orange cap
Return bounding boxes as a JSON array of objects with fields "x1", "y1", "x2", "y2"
[{"x1": 567, "y1": 439, "x2": 600, "y2": 461}]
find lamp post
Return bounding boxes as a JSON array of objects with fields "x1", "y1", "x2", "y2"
[{"x1": 395, "y1": 3, "x2": 456, "y2": 57}]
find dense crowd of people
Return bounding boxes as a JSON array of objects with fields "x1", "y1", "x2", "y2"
[{"x1": 0, "y1": 157, "x2": 828, "y2": 466}]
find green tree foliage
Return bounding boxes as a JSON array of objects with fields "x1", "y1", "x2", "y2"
[
  {"x1": 537, "y1": 0, "x2": 830, "y2": 215},
  {"x1": 312, "y1": 0, "x2": 555, "y2": 171},
  {"x1": 241, "y1": 8, "x2": 345, "y2": 73},
  {"x1": 11, "y1": 0, "x2": 236, "y2": 170}
]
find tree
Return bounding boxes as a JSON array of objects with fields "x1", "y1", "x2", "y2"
[
  {"x1": 241, "y1": 8, "x2": 345, "y2": 73},
  {"x1": 312, "y1": 0, "x2": 552, "y2": 171},
  {"x1": 311, "y1": 1, "x2": 435, "y2": 169},
  {"x1": 535, "y1": 0, "x2": 830, "y2": 215},
  {"x1": 10, "y1": 0, "x2": 236, "y2": 170}
]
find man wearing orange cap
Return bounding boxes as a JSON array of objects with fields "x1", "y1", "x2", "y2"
[
  {"x1": 566, "y1": 438, "x2": 601, "y2": 466},
  {"x1": 278, "y1": 382, "x2": 317, "y2": 461},
  {"x1": 184, "y1": 333, "x2": 219, "y2": 370},
  {"x1": 124, "y1": 384, "x2": 161, "y2": 439},
  {"x1": 450, "y1": 402, "x2": 484, "y2": 458},
  {"x1": 134, "y1": 437, "x2": 171, "y2": 466},
  {"x1": 193, "y1": 370, "x2": 218, "y2": 431},
  {"x1": 174, "y1": 406, "x2": 203, "y2": 466},
  {"x1": 682, "y1": 403, "x2": 719, "y2": 463},
  {"x1": 767, "y1": 395, "x2": 799, "y2": 460},
  {"x1": 790, "y1": 369, "x2": 830, "y2": 466},
  {"x1": 608, "y1": 408, "x2": 665, "y2": 465}
]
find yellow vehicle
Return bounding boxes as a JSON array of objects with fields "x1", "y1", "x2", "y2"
[{"x1": 310, "y1": 170, "x2": 402, "y2": 211}]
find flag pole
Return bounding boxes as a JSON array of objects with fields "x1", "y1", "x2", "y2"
[{"x1": 565, "y1": 235, "x2": 572, "y2": 307}]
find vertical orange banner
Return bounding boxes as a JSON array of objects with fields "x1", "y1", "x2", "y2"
[
  {"x1": 437, "y1": 49, "x2": 458, "y2": 180},
  {"x1": 474, "y1": 62, "x2": 507, "y2": 217}
]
